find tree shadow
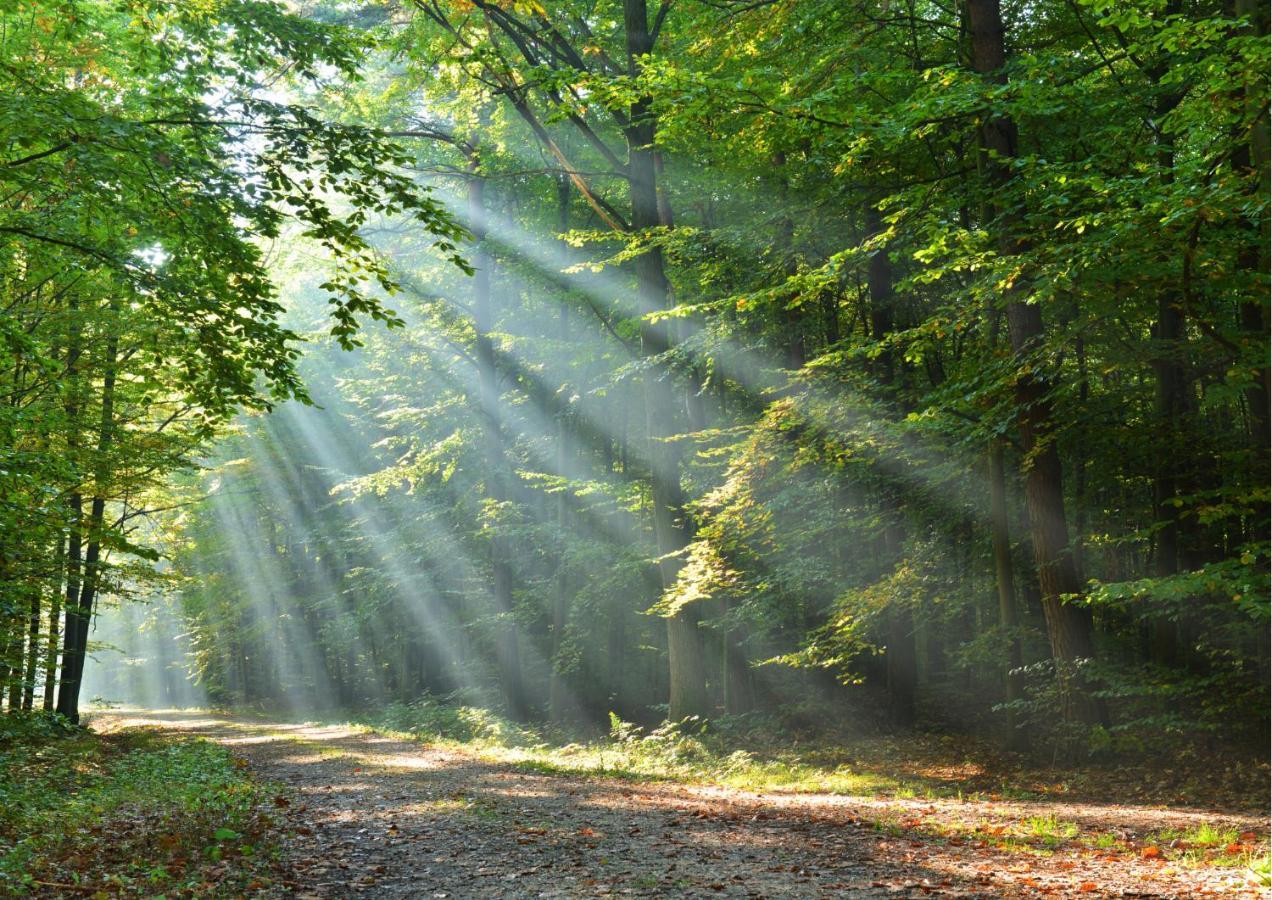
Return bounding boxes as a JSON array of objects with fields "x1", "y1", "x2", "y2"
[{"x1": 87, "y1": 711, "x2": 1262, "y2": 899}]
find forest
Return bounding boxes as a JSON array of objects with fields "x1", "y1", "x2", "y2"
[{"x1": 0, "y1": 0, "x2": 1268, "y2": 896}]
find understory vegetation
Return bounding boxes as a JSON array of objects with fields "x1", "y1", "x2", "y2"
[
  {"x1": 304, "y1": 699, "x2": 1270, "y2": 882},
  {"x1": 0, "y1": 0, "x2": 1268, "y2": 858},
  {"x1": 6, "y1": 706, "x2": 1266, "y2": 896},
  {"x1": 0, "y1": 714, "x2": 282, "y2": 896},
  {"x1": 361, "y1": 696, "x2": 1269, "y2": 813}
]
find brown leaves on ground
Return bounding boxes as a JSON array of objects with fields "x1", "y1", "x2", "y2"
[
  {"x1": 817, "y1": 731, "x2": 1269, "y2": 816},
  {"x1": 83, "y1": 712, "x2": 1270, "y2": 898}
]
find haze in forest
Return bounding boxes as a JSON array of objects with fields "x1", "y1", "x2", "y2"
[{"x1": 3, "y1": 0, "x2": 1268, "y2": 818}]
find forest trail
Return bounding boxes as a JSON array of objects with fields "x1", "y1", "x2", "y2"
[{"x1": 88, "y1": 712, "x2": 1262, "y2": 899}]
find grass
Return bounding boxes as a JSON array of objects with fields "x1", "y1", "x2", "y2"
[
  {"x1": 351, "y1": 697, "x2": 1270, "y2": 820},
  {"x1": 343, "y1": 700, "x2": 1267, "y2": 873},
  {"x1": 194, "y1": 696, "x2": 1267, "y2": 815},
  {"x1": 1146, "y1": 823, "x2": 1271, "y2": 872},
  {"x1": 0, "y1": 711, "x2": 281, "y2": 896},
  {"x1": 1152, "y1": 822, "x2": 1240, "y2": 848},
  {"x1": 129, "y1": 701, "x2": 1265, "y2": 881},
  {"x1": 360, "y1": 701, "x2": 911, "y2": 797},
  {"x1": 1022, "y1": 814, "x2": 1080, "y2": 847}
]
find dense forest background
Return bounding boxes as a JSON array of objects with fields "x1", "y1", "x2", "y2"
[{"x1": 2, "y1": 0, "x2": 1268, "y2": 761}]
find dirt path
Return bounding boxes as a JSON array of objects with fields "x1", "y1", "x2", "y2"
[{"x1": 90, "y1": 712, "x2": 1264, "y2": 898}]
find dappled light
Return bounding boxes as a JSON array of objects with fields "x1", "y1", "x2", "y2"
[
  {"x1": 1, "y1": 0, "x2": 1268, "y2": 897},
  {"x1": 82, "y1": 711, "x2": 1265, "y2": 898}
]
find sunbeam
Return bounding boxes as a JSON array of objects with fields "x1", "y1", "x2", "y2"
[{"x1": 3, "y1": 2, "x2": 1266, "y2": 895}]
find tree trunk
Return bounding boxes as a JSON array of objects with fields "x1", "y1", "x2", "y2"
[
  {"x1": 1144, "y1": 54, "x2": 1193, "y2": 664},
  {"x1": 468, "y1": 152, "x2": 528, "y2": 721},
  {"x1": 653, "y1": 152, "x2": 709, "y2": 433},
  {"x1": 623, "y1": 0, "x2": 709, "y2": 721},
  {"x1": 721, "y1": 609, "x2": 756, "y2": 715},
  {"x1": 774, "y1": 151, "x2": 805, "y2": 371},
  {"x1": 2, "y1": 619, "x2": 19, "y2": 711},
  {"x1": 43, "y1": 533, "x2": 64, "y2": 711},
  {"x1": 966, "y1": 0, "x2": 1105, "y2": 728},
  {"x1": 56, "y1": 494, "x2": 84, "y2": 720},
  {"x1": 1149, "y1": 280, "x2": 1186, "y2": 666},
  {"x1": 1234, "y1": 0, "x2": 1270, "y2": 449},
  {"x1": 865, "y1": 206, "x2": 897, "y2": 392},
  {"x1": 21, "y1": 585, "x2": 39, "y2": 710},
  {"x1": 57, "y1": 301, "x2": 118, "y2": 724},
  {"x1": 549, "y1": 175, "x2": 576, "y2": 724},
  {"x1": 55, "y1": 295, "x2": 85, "y2": 721}
]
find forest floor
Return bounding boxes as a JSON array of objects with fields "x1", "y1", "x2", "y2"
[{"x1": 84, "y1": 710, "x2": 1268, "y2": 899}]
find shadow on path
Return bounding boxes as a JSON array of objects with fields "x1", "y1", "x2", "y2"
[{"x1": 88, "y1": 710, "x2": 1262, "y2": 899}]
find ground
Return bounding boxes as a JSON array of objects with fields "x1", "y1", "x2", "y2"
[{"x1": 85, "y1": 711, "x2": 1266, "y2": 899}]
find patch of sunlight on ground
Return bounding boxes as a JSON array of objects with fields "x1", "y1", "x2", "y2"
[{"x1": 220, "y1": 734, "x2": 295, "y2": 745}]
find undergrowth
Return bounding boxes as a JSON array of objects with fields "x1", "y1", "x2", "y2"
[
  {"x1": 362, "y1": 695, "x2": 1268, "y2": 809},
  {"x1": 367, "y1": 699, "x2": 902, "y2": 795},
  {"x1": 0, "y1": 711, "x2": 281, "y2": 896},
  {"x1": 354, "y1": 695, "x2": 1269, "y2": 876}
]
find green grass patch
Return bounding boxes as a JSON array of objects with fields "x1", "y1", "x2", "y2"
[
  {"x1": 1144, "y1": 823, "x2": 1271, "y2": 870},
  {"x1": 0, "y1": 712, "x2": 282, "y2": 896},
  {"x1": 1151, "y1": 822, "x2": 1239, "y2": 848},
  {"x1": 360, "y1": 700, "x2": 907, "y2": 797},
  {"x1": 1021, "y1": 814, "x2": 1079, "y2": 847}
]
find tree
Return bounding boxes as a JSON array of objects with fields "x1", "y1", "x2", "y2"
[{"x1": 0, "y1": 0, "x2": 463, "y2": 721}]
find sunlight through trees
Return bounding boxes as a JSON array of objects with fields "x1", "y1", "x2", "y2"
[{"x1": 1, "y1": 0, "x2": 1267, "y2": 766}]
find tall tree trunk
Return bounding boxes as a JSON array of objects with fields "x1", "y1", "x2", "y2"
[
  {"x1": 1149, "y1": 275, "x2": 1186, "y2": 667},
  {"x1": 1144, "y1": 44, "x2": 1193, "y2": 663},
  {"x1": 653, "y1": 152, "x2": 709, "y2": 433},
  {"x1": 55, "y1": 295, "x2": 85, "y2": 721},
  {"x1": 3, "y1": 618, "x2": 21, "y2": 710},
  {"x1": 1, "y1": 369, "x2": 21, "y2": 710},
  {"x1": 57, "y1": 495, "x2": 83, "y2": 719},
  {"x1": 548, "y1": 393, "x2": 572, "y2": 722},
  {"x1": 57, "y1": 303, "x2": 118, "y2": 724},
  {"x1": 468, "y1": 150, "x2": 528, "y2": 721},
  {"x1": 966, "y1": 0, "x2": 1105, "y2": 728},
  {"x1": 549, "y1": 173, "x2": 575, "y2": 724},
  {"x1": 623, "y1": 0, "x2": 709, "y2": 720},
  {"x1": 721, "y1": 611, "x2": 756, "y2": 715},
  {"x1": 43, "y1": 533, "x2": 65, "y2": 711}
]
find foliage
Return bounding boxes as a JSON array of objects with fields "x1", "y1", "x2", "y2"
[
  {"x1": 377, "y1": 694, "x2": 539, "y2": 746},
  {"x1": 4, "y1": 0, "x2": 1268, "y2": 779},
  {"x1": 0, "y1": 717, "x2": 279, "y2": 895},
  {"x1": 0, "y1": 0, "x2": 461, "y2": 721}
]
